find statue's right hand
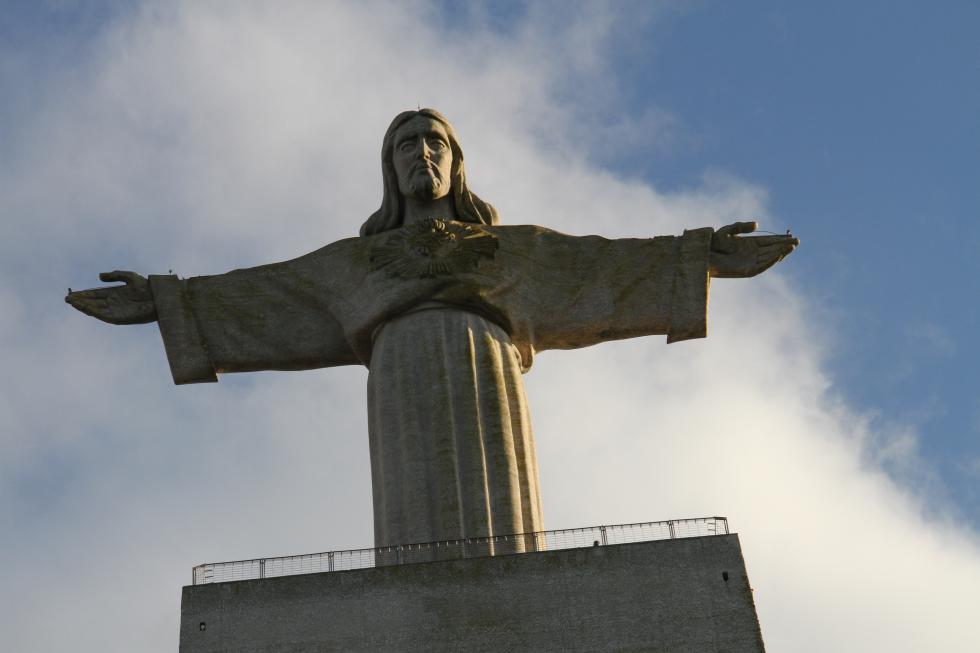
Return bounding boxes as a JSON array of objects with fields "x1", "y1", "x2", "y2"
[{"x1": 65, "y1": 270, "x2": 157, "y2": 324}]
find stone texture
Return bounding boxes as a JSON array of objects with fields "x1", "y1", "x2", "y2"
[
  {"x1": 146, "y1": 222, "x2": 713, "y2": 550},
  {"x1": 179, "y1": 534, "x2": 765, "y2": 653},
  {"x1": 368, "y1": 308, "x2": 543, "y2": 550}
]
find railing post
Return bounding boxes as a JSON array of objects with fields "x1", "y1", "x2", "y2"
[
  {"x1": 668, "y1": 520, "x2": 676, "y2": 539},
  {"x1": 259, "y1": 559, "x2": 266, "y2": 579},
  {"x1": 599, "y1": 525, "x2": 608, "y2": 546}
]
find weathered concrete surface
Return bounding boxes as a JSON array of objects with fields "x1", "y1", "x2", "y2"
[{"x1": 180, "y1": 534, "x2": 764, "y2": 652}]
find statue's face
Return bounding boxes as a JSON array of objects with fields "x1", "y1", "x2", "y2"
[{"x1": 392, "y1": 116, "x2": 453, "y2": 202}]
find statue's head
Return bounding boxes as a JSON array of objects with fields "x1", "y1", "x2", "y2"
[{"x1": 360, "y1": 109, "x2": 498, "y2": 236}]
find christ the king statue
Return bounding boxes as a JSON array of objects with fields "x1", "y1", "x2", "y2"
[{"x1": 66, "y1": 109, "x2": 798, "y2": 553}]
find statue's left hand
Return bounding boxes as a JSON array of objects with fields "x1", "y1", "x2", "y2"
[
  {"x1": 65, "y1": 271, "x2": 157, "y2": 324},
  {"x1": 709, "y1": 221, "x2": 799, "y2": 278}
]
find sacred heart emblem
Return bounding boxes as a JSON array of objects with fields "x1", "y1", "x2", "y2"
[{"x1": 370, "y1": 219, "x2": 498, "y2": 279}]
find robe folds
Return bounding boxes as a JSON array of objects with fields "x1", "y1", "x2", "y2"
[{"x1": 148, "y1": 221, "x2": 714, "y2": 550}]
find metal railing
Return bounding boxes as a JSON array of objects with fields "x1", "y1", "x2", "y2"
[{"x1": 191, "y1": 516, "x2": 729, "y2": 585}]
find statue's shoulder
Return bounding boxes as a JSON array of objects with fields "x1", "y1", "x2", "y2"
[
  {"x1": 486, "y1": 223, "x2": 594, "y2": 244},
  {"x1": 486, "y1": 223, "x2": 617, "y2": 249},
  {"x1": 486, "y1": 223, "x2": 557, "y2": 237},
  {"x1": 224, "y1": 235, "x2": 366, "y2": 279}
]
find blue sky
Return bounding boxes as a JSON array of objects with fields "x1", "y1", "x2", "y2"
[{"x1": 2, "y1": 2, "x2": 979, "y2": 651}]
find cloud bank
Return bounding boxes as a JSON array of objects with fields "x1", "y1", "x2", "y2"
[{"x1": 2, "y1": 2, "x2": 977, "y2": 651}]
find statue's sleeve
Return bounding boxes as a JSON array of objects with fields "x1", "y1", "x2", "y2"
[
  {"x1": 518, "y1": 226, "x2": 713, "y2": 353},
  {"x1": 147, "y1": 250, "x2": 358, "y2": 385}
]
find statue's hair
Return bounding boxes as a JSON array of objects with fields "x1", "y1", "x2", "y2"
[{"x1": 360, "y1": 108, "x2": 499, "y2": 236}]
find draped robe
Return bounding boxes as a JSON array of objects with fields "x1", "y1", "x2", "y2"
[{"x1": 147, "y1": 221, "x2": 713, "y2": 551}]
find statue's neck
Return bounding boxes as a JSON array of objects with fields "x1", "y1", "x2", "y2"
[{"x1": 402, "y1": 194, "x2": 458, "y2": 226}]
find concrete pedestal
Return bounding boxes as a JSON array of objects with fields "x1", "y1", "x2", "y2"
[{"x1": 179, "y1": 534, "x2": 764, "y2": 652}]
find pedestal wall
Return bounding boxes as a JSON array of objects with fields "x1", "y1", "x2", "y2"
[{"x1": 180, "y1": 534, "x2": 764, "y2": 652}]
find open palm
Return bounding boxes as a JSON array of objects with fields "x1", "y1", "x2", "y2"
[
  {"x1": 65, "y1": 271, "x2": 157, "y2": 325},
  {"x1": 709, "y1": 222, "x2": 799, "y2": 278}
]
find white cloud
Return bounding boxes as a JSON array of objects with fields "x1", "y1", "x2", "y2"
[{"x1": 2, "y1": 2, "x2": 978, "y2": 652}]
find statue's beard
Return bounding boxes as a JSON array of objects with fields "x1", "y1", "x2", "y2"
[{"x1": 404, "y1": 169, "x2": 450, "y2": 201}]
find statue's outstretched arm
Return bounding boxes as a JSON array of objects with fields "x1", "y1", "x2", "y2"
[
  {"x1": 65, "y1": 271, "x2": 157, "y2": 325},
  {"x1": 510, "y1": 226, "x2": 714, "y2": 353},
  {"x1": 511, "y1": 221, "x2": 798, "y2": 356},
  {"x1": 66, "y1": 249, "x2": 360, "y2": 384},
  {"x1": 709, "y1": 221, "x2": 799, "y2": 279}
]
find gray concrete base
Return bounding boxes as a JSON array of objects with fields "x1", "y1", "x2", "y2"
[{"x1": 179, "y1": 534, "x2": 764, "y2": 652}]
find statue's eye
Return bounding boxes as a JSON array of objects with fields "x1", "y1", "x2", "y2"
[
  {"x1": 397, "y1": 140, "x2": 415, "y2": 152},
  {"x1": 432, "y1": 140, "x2": 448, "y2": 151}
]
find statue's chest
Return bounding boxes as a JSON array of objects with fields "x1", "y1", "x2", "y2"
[{"x1": 368, "y1": 219, "x2": 499, "y2": 282}]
